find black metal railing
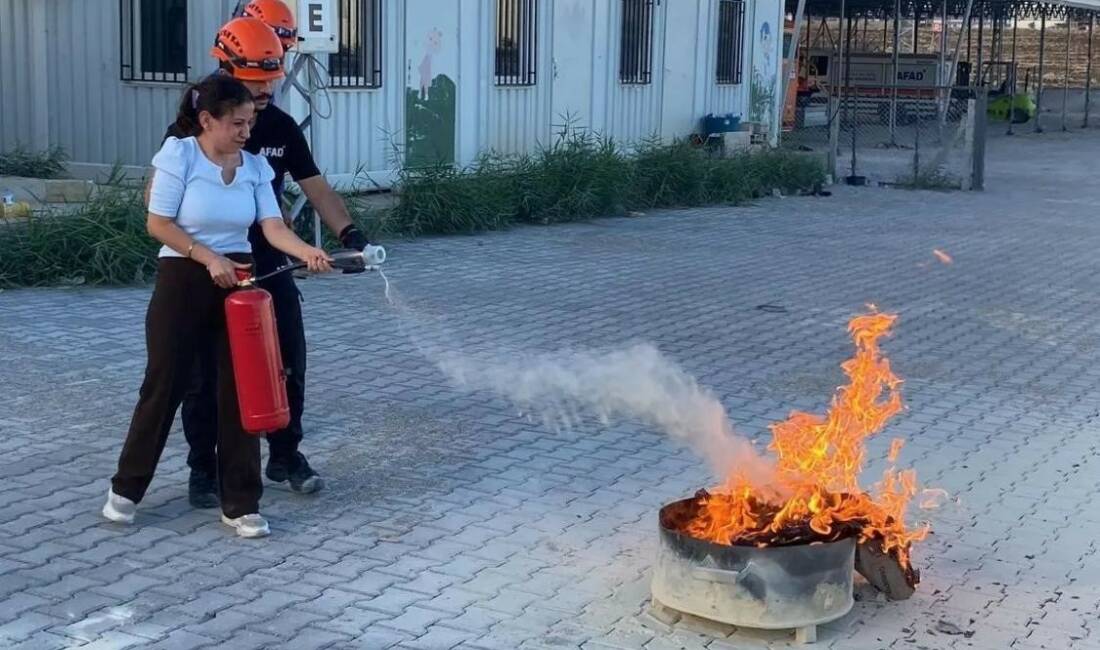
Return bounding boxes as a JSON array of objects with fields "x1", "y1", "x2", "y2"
[
  {"x1": 716, "y1": 0, "x2": 745, "y2": 85},
  {"x1": 119, "y1": 0, "x2": 188, "y2": 83},
  {"x1": 495, "y1": 0, "x2": 538, "y2": 86},
  {"x1": 620, "y1": 0, "x2": 654, "y2": 84},
  {"x1": 329, "y1": 0, "x2": 383, "y2": 88}
]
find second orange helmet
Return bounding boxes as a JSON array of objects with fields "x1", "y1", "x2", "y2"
[{"x1": 243, "y1": 0, "x2": 298, "y2": 51}]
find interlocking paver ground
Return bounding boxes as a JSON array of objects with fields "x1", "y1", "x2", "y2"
[{"x1": 3, "y1": 130, "x2": 1100, "y2": 649}]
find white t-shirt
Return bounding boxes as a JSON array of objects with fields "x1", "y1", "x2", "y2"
[{"x1": 148, "y1": 136, "x2": 282, "y2": 258}]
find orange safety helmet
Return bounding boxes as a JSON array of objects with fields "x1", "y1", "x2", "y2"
[
  {"x1": 242, "y1": 0, "x2": 297, "y2": 51},
  {"x1": 211, "y1": 17, "x2": 286, "y2": 81}
]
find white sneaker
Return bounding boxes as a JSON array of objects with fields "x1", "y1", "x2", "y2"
[
  {"x1": 221, "y1": 513, "x2": 270, "y2": 538},
  {"x1": 102, "y1": 489, "x2": 136, "y2": 524}
]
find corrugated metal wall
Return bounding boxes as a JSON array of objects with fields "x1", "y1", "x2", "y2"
[
  {"x1": 307, "y1": 0, "x2": 404, "y2": 187},
  {"x1": 0, "y1": 0, "x2": 47, "y2": 152},
  {"x1": 2, "y1": 0, "x2": 772, "y2": 178},
  {"x1": 593, "y1": 0, "x2": 668, "y2": 144},
  {"x1": 701, "y1": 1, "x2": 747, "y2": 119},
  {"x1": 481, "y1": 0, "x2": 555, "y2": 154},
  {"x1": 0, "y1": 0, "x2": 235, "y2": 171},
  {"x1": 660, "y1": 0, "x2": 750, "y2": 141}
]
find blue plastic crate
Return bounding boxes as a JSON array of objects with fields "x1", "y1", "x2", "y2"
[{"x1": 701, "y1": 113, "x2": 741, "y2": 134}]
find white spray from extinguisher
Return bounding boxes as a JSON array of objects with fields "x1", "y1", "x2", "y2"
[
  {"x1": 342, "y1": 244, "x2": 393, "y2": 301},
  {"x1": 374, "y1": 261, "x2": 773, "y2": 487},
  {"x1": 378, "y1": 268, "x2": 392, "y2": 302}
]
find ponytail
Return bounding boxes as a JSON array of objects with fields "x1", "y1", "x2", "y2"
[{"x1": 174, "y1": 75, "x2": 254, "y2": 137}]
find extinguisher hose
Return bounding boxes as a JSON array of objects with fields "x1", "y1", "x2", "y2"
[
  {"x1": 247, "y1": 261, "x2": 307, "y2": 285},
  {"x1": 237, "y1": 247, "x2": 386, "y2": 287}
]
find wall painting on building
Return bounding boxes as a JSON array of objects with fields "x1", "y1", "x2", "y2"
[
  {"x1": 749, "y1": 19, "x2": 778, "y2": 133},
  {"x1": 406, "y1": 22, "x2": 456, "y2": 167}
]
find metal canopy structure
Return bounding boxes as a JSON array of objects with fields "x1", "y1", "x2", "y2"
[
  {"x1": 783, "y1": 0, "x2": 1100, "y2": 17},
  {"x1": 781, "y1": 0, "x2": 1098, "y2": 187},
  {"x1": 782, "y1": 0, "x2": 1099, "y2": 139}
]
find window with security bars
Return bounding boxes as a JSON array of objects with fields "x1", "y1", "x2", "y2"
[
  {"x1": 620, "y1": 0, "x2": 655, "y2": 84},
  {"x1": 716, "y1": 0, "x2": 745, "y2": 84},
  {"x1": 119, "y1": 0, "x2": 188, "y2": 83},
  {"x1": 495, "y1": 0, "x2": 538, "y2": 86},
  {"x1": 329, "y1": 0, "x2": 383, "y2": 88}
]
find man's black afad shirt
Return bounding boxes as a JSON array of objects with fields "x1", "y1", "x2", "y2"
[{"x1": 163, "y1": 104, "x2": 321, "y2": 263}]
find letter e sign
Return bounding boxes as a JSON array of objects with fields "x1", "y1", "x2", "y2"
[{"x1": 296, "y1": 0, "x2": 338, "y2": 54}]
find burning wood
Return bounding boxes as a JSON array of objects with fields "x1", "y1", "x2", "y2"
[
  {"x1": 667, "y1": 310, "x2": 930, "y2": 592},
  {"x1": 662, "y1": 490, "x2": 867, "y2": 548},
  {"x1": 855, "y1": 537, "x2": 919, "y2": 601}
]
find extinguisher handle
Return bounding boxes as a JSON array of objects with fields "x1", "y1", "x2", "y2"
[
  {"x1": 248, "y1": 261, "x2": 307, "y2": 286},
  {"x1": 234, "y1": 268, "x2": 253, "y2": 283}
]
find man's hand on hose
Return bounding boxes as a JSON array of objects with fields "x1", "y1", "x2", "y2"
[{"x1": 338, "y1": 225, "x2": 371, "y2": 274}]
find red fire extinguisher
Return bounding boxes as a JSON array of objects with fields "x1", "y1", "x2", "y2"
[
  {"x1": 225, "y1": 269, "x2": 290, "y2": 435},
  {"x1": 222, "y1": 246, "x2": 385, "y2": 434}
]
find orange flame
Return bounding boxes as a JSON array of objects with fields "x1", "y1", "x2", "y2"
[
  {"x1": 888, "y1": 438, "x2": 905, "y2": 463},
  {"x1": 683, "y1": 310, "x2": 929, "y2": 567},
  {"x1": 933, "y1": 249, "x2": 953, "y2": 264}
]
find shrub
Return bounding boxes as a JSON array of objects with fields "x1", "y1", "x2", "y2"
[
  {"x1": 392, "y1": 134, "x2": 825, "y2": 236},
  {"x1": 0, "y1": 137, "x2": 825, "y2": 287},
  {"x1": 0, "y1": 177, "x2": 156, "y2": 288},
  {"x1": 0, "y1": 145, "x2": 69, "y2": 179}
]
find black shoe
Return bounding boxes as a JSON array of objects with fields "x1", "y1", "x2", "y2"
[
  {"x1": 188, "y1": 470, "x2": 219, "y2": 509},
  {"x1": 266, "y1": 452, "x2": 325, "y2": 494}
]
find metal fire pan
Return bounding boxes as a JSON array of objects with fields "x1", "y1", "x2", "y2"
[{"x1": 652, "y1": 498, "x2": 855, "y2": 630}]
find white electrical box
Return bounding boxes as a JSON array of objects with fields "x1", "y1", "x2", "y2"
[{"x1": 296, "y1": 0, "x2": 338, "y2": 54}]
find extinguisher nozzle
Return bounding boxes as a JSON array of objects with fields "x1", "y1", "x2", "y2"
[{"x1": 330, "y1": 245, "x2": 387, "y2": 273}]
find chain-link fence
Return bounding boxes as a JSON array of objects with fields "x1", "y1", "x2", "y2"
[{"x1": 783, "y1": 85, "x2": 987, "y2": 190}]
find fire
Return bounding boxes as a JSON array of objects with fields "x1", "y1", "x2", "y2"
[
  {"x1": 679, "y1": 310, "x2": 929, "y2": 568},
  {"x1": 887, "y1": 438, "x2": 905, "y2": 463}
]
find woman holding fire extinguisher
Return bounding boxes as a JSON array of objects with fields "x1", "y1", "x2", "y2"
[{"x1": 103, "y1": 74, "x2": 332, "y2": 538}]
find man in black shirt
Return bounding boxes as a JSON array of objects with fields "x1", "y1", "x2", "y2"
[{"x1": 177, "y1": 14, "x2": 372, "y2": 507}]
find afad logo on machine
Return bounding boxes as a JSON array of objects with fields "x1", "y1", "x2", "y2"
[
  {"x1": 897, "y1": 70, "x2": 926, "y2": 81},
  {"x1": 258, "y1": 146, "x2": 286, "y2": 158}
]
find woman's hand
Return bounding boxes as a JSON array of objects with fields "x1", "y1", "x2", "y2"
[
  {"x1": 207, "y1": 256, "x2": 251, "y2": 289},
  {"x1": 260, "y1": 218, "x2": 333, "y2": 273},
  {"x1": 298, "y1": 246, "x2": 333, "y2": 274}
]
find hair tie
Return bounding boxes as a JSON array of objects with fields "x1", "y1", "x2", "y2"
[{"x1": 191, "y1": 90, "x2": 199, "y2": 110}]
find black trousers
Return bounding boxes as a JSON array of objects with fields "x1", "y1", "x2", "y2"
[
  {"x1": 181, "y1": 240, "x2": 306, "y2": 477},
  {"x1": 111, "y1": 255, "x2": 261, "y2": 519}
]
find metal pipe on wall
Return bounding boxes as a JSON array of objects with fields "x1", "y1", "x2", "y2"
[
  {"x1": 891, "y1": 0, "x2": 901, "y2": 144},
  {"x1": 939, "y1": 0, "x2": 948, "y2": 131},
  {"x1": 783, "y1": 0, "x2": 808, "y2": 112},
  {"x1": 1036, "y1": 10, "x2": 1046, "y2": 133},
  {"x1": 1086, "y1": 14, "x2": 1094, "y2": 127},
  {"x1": 1009, "y1": 12, "x2": 1018, "y2": 134},
  {"x1": 967, "y1": 14, "x2": 973, "y2": 66},
  {"x1": 806, "y1": 10, "x2": 812, "y2": 59},
  {"x1": 846, "y1": 11, "x2": 858, "y2": 180},
  {"x1": 1063, "y1": 10, "x2": 1072, "y2": 131},
  {"x1": 914, "y1": 10, "x2": 920, "y2": 53},
  {"x1": 942, "y1": 0, "x2": 977, "y2": 130},
  {"x1": 977, "y1": 2, "x2": 985, "y2": 85}
]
